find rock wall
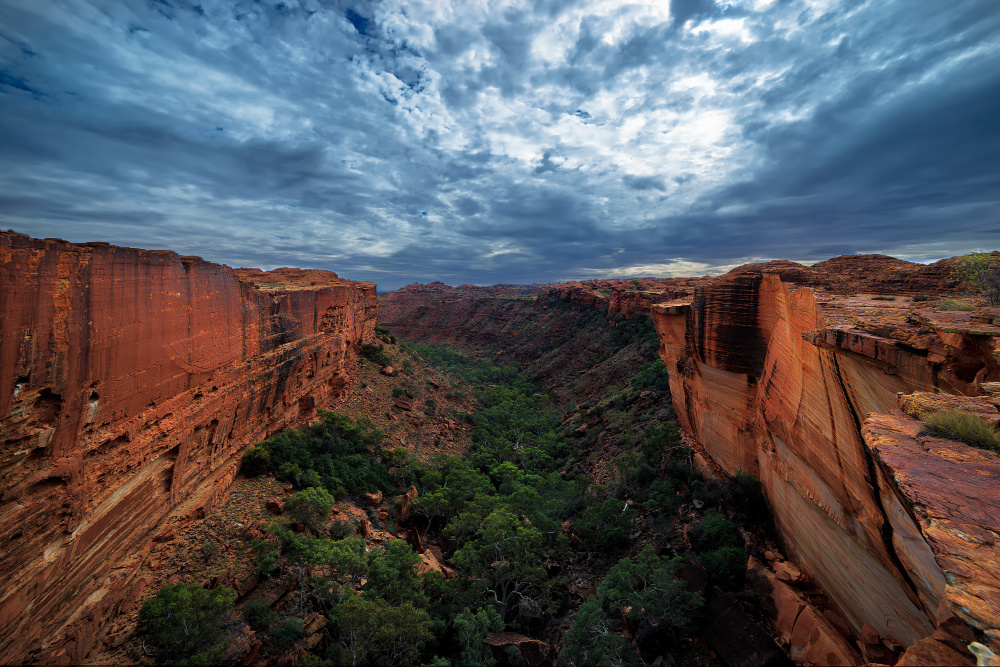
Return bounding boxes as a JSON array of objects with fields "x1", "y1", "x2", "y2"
[
  {"x1": 0, "y1": 233, "x2": 378, "y2": 663},
  {"x1": 652, "y1": 273, "x2": 999, "y2": 660}
]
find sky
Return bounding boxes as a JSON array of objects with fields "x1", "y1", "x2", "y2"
[{"x1": 0, "y1": 0, "x2": 997, "y2": 291}]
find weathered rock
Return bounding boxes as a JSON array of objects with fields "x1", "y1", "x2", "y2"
[
  {"x1": 652, "y1": 272, "x2": 1000, "y2": 658},
  {"x1": 747, "y1": 558, "x2": 858, "y2": 664},
  {"x1": 896, "y1": 637, "x2": 975, "y2": 666},
  {"x1": 485, "y1": 632, "x2": 556, "y2": 667},
  {"x1": 0, "y1": 232, "x2": 378, "y2": 663},
  {"x1": 417, "y1": 546, "x2": 457, "y2": 579},
  {"x1": 357, "y1": 515, "x2": 373, "y2": 539},
  {"x1": 399, "y1": 485, "x2": 418, "y2": 524},
  {"x1": 865, "y1": 409, "x2": 1000, "y2": 647},
  {"x1": 267, "y1": 498, "x2": 286, "y2": 515},
  {"x1": 224, "y1": 624, "x2": 263, "y2": 666},
  {"x1": 380, "y1": 365, "x2": 394, "y2": 376},
  {"x1": 361, "y1": 490, "x2": 383, "y2": 508}
]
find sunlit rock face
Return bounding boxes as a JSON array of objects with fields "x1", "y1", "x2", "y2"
[
  {"x1": 652, "y1": 272, "x2": 999, "y2": 659},
  {"x1": 0, "y1": 232, "x2": 378, "y2": 663}
]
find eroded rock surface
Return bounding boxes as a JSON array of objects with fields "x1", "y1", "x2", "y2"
[
  {"x1": 652, "y1": 271, "x2": 1000, "y2": 661},
  {"x1": 0, "y1": 232, "x2": 378, "y2": 663}
]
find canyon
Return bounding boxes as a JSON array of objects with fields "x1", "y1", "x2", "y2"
[
  {"x1": 0, "y1": 232, "x2": 378, "y2": 663},
  {"x1": 2, "y1": 231, "x2": 999, "y2": 666}
]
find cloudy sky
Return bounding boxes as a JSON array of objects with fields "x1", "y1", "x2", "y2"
[{"x1": 0, "y1": 0, "x2": 997, "y2": 290}]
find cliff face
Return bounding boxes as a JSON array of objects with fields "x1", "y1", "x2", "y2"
[
  {"x1": 0, "y1": 233, "x2": 378, "y2": 663},
  {"x1": 652, "y1": 273, "x2": 1000, "y2": 659}
]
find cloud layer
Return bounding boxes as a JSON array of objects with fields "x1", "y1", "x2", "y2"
[{"x1": 1, "y1": 0, "x2": 997, "y2": 289}]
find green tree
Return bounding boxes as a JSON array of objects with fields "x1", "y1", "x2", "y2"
[
  {"x1": 451, "y1": 507, "x2": 546, "y2": 619},
  {"x1": 954, "y1": 251, "x2": 1000, "y2": 305},
  {"x1": 286, "y1": 486, "x2": 336, "y2": 531},
  {"x1": 364, "y1": 540, "x2": 427, "y2": 607},
  {"x1": 138, "y1": 583, "x2": 236, "y2": 665},
  {"x1": 596, "y1": 546, "x2": 703, "y2": 633},
  {"x1": 573, "y1": 499, "x2": 635, "y2": 552},
  {"x1": 558, "y1": 597, "x2": 631, "y2": 667},
  {"x1": 336, "y1": 594, "x2": 433, "y2": 667},
  {"x1": 454, "y1": 606, "x2": 504, "y2": 667}
]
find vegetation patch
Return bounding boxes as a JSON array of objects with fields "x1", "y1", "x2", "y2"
[
  {"x1": 921, "y1": 410, "x2": 1000, "y2": 452},
  {"x1": 241, "y1": 410, "x2": 390, "y2": 496},
  {"x1": 938, "y1": 299, "x2": 976, "y2": 311}
]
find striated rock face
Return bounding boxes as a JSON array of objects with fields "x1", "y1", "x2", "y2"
[
  {"x1": 0, "y1": 232, "x2": 378, "y2": 663},
  {"x1": 652, "y1": 272, "x2": 1000, "y2": 659}
]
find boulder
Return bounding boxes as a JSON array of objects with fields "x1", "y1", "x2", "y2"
[
  {"x1": 399, "y1": 485, "x2": 418, "y2": 524},
  {"x1": 361, "y1": 490, "x2": 383, "y2": 508},
  {"x1": 485, "y1": 633, "x2": 556, "y2": 667},
  {"x1": 897, "y1": 637, "x2": 975, "y2": 666}
]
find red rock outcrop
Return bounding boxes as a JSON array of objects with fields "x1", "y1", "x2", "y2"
[
  {"x1": 0, "y1": 232, "x2": 378, "y2": 663},
  {"x1": 652, "y1": 272, "x2": 999, "y2": 662}
]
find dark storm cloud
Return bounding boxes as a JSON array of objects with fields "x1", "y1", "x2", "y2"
[{"x1": 0, "y1": 0, "x2": 997, "y2": 289}]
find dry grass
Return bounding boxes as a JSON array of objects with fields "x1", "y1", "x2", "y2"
[
  {"x1": 922, "y1": 410, "x2": 1000, "y2": 452},
  {"x1": 937, "y1": 299, "x2": 976, "y2": 311}
]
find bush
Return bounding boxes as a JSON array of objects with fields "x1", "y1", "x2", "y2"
[
  {"x1": 244, "y1": 598, "x2": 276, "y2": 632},
  {"x1": 912, "y1": 294, "x2": 934, "y2": 302},
  {"x1": 938, "y1": 299, "x2": 976, "y2": 311},
  {"x1": 953, "y1": 251, "x2": 1000, "y2": 305},
  {"x1": 632, "y1": 360, "x2": 671, "y2": 391},
  {"x1": 361, "y1": 343, "x2": 392, "y2": 367},
  {"x1": 393, "y1": 387, "x2": 407, "y2": 398},
  {"x1": 251, "y1": 538, "x2": 278, "y2": 577},
  {"x1": 689, "y1": 511, "x2": 741, "y2": 552},
  {"x1": 698, "y1": 546, "x2": 747, "y2": 590},
  {"x1": 138, "y1": 583, "x2": 236, "y2": 665},
  {"x1": 329, "y1": 519, "x2": 354, "y2": 540},
  {"x1": 573, "y1": 499, "x2": 635, "y2": 552},
  {"x1": 871, "y1": 296, "x2": 896, "y2": 301},
  {"x1": 286, "y1": 487, "x2": 336, "y2": 531},
  {"x1": 270, "y1": 618, "x2": 304, "y2": 651},
  {"x1": 922, "y1": 411, "x2": 1000, "y2": 452}
]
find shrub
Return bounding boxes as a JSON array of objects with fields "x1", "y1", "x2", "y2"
[
  {"x1": 953, "y1": 251, "x2": 1000, "y2": 305},
  {"x1": 938, "y1": 299, "x2": 976, "y2": 311},
  {"x1": 922, "y1": 411, "x2": 1000, "y2": 452},
  {"x1": 911, "y1": 294, "x2": 934, "y2": 302},
  {"x1": 361, "y1": 343, "x2": 392, "y2": 367},
  {"x1": 270, "y1": 618, "x2": 304, "y2": 651},
  {"x1": 329, "y1": 519, "x2": 353, "y2": 540},
  {"x1": 243, "y1": 598, "x2": 276, "y2": 632},
  {"x1": 138, "y1": 583, "x2": 236, "y2": 665},
  {"x1": 573, "y1": 499, "x2": 635, "y2": 552},
  {"x1": 392, "y1": 387, "x2": 407, "y2": 398},
  {"x1": 698, "y1": 546, "x2": 747, "y2": 590},
  {"x1": 251, "y1": 538, "x2": 278, "y2": 577},
  {"x1": 632, "y1": 360, "x2": 671, "y2": 391},
  {"x1": 689, "y1": 510, "x2": 741, "y2": 552},
  {"x1": 871, "y1": 296, "x2": 896, "y2": 301},
  {"x1": 424, "y1": 398, "x2": 437, "y2": 416}
]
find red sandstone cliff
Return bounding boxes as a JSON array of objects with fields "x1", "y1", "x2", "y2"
[
  {"x1": 0, "y1": 232, "x2": 378, "y2": 663},
  {"x1": 653, "y1": 273, "x2": 1000, "y2": 664}
]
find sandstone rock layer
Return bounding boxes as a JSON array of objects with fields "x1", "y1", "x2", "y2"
[
  {"x1": 0, "y1": 233, "x2": 377, "y2": 663},
  {"x1": 653, "y1": 273, "x2": 1000, "y2": 659}
]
